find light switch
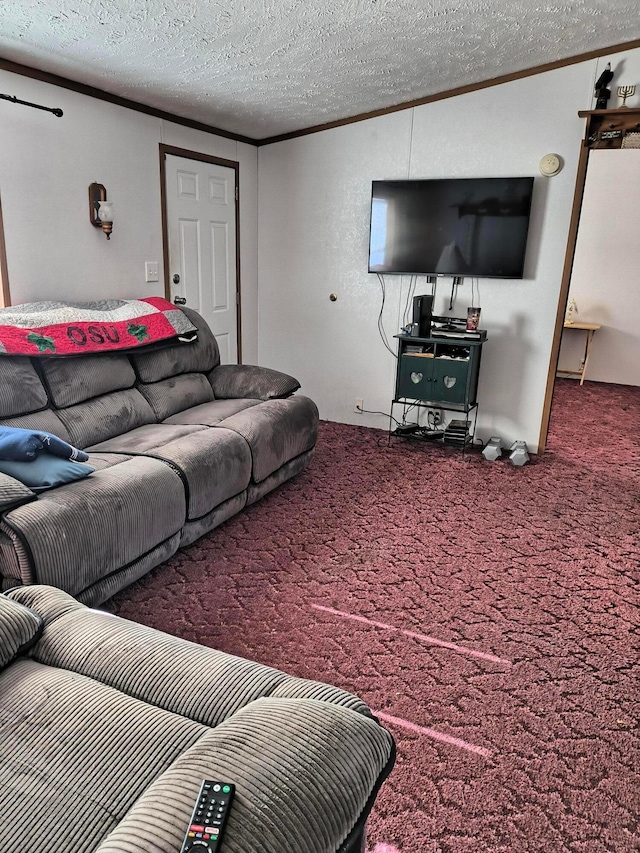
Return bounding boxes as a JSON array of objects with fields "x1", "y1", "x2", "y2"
[{"x1": 145, "y1": 261, "x2": 159, "y2": 282}]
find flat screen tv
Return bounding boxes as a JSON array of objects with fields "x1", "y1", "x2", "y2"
[{"x1": 368, "y1": 177, "x2": 534, "y2": 278}]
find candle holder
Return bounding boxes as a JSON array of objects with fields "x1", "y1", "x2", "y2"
[{"x1": 617, "y1": 85, "x2": 636, "y2": 108}]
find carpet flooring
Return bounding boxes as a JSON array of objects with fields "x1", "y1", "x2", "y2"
[{"x1": 109, "y1": 379, "x2": 639, "y2": 853}]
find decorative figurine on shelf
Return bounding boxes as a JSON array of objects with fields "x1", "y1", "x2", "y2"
[
  {"x1": 565, "y1": 297, "x2": 578, "y2": 325},
  {"x1": 617, "y1": 84, "x2": 636, "y2": 108},
  {"x1": 594, "y1": 62, "x2": 614, "y2": 110}
]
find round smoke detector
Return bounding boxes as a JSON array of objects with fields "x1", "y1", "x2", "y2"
[{"x1": 539, "y1": 153, "x2": 562, "y2": 176}]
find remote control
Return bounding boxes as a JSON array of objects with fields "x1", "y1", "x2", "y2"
[{"x1": 179, "y1": 780, "x2": 235, "y2": 852}]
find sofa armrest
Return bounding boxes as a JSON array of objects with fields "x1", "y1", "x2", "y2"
[
  {"x1": 209, "y1": 364, "x2": 301, "y2": 400},
  {"x1": 7, "y1": 585, "x2": 370, "y2": 725},
  {"x1": 0, "y1": 472, "x2": 36, "y2": 513},
  {"x1": 94, "y1": 697, "x2": 395, "y2": 853},
  {"x1": 0, "y1": 594, "x2": 43, "y2": 668}
]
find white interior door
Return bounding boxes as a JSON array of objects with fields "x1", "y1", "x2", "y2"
[{"x1": 165, "y1": 153, "x2": 238, "y2": 364}]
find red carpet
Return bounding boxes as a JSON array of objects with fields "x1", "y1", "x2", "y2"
[{"x1": 109, "y1": 379, "x2": 640, "y2": 853}]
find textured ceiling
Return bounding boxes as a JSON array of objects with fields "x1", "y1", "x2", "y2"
[{"x1": 0, "y1": 1, "x2": 638, "y2": 140}]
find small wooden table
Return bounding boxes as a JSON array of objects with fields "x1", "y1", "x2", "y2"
[{"x1": 558, "y1": 321, "x2": 602, "y2": 385}]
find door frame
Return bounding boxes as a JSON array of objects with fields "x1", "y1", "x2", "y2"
[
  {"x1": 0, "y1": 192, "x2": 11, "y2": 307},
  {"x1": 537, "y1": 138, "x2": 590, "y2": 452},
  {"x1": 159, "y1": 144, "x2": 242, "y2": 362},
  {"x1": 537, "y1": 107, "x2": 640, "y2": 451}
]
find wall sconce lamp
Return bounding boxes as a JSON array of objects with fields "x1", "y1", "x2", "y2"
[{"x1": 89, "y1": 182, "x2": 114, "y2": 240}]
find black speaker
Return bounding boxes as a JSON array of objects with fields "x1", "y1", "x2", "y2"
[{"x1": 412, "y1": 294, "x2": 433, "y2": 337}]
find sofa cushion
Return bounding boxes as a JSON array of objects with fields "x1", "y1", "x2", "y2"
[
  {"x1": 2, "y1": 456, "x2": 186, "y2": 597},
  {"x1": 39, "y1": 353, "x2": 136, "y2": 408},
  {"x1": 0, "y1": 409, "x2": 73, "y2": 443},
  {"x1": 9, "y1": 586, "x2": 374, "y2": 727},
  {"x1": 137, "y1": 427, "x2": 252, "y2": 520},
  {"x1": 10, "y1": 586, "x2": 292, "y2": 725},
  {"x1": 218, "y1": 396, "x2": 319, "y2": 483},
  {"x1": 137, "y1": 373, "x2": 214, "y2": 421},
  {"x1": 209, "y1": 364, "x2": 301, "y2": 400},
  {"x1": 130, "y1": 309, "x2": 219, "y2": 383},
  {"x1": 94, "y1": 697, "x2": 393, "y2": 853},
  {"x1": 84, "y1": 452, "x2": 132, "y2": 471},
  {"x1": 0, "y1": 357, "x2": 48, "y2": 417},
  {"x1": 87, "y1": 423, "x2": 209, "y2": 454},
  {"x1": 0, "y1": 658, "x2": 208, "y2": 853},
  {"x1": 56, "y1": 388, "x2": 157, "y2": 449},
  {"x1": 0, "y1": 456, "x2": 94, "y2": 492},
  {"x1": 91, "y1": 424, "x2": 252, "y2": 520},
  {"x1": 164, "y1": 398, "x2": 261, "y2": 426},
  {"x1": 0, "y1": 595, "x2": 42, "y2": 669}
]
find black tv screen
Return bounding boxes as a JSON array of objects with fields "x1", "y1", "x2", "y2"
[{"x1": 368, "y1": 177, "x2": 534, "y2": 278}]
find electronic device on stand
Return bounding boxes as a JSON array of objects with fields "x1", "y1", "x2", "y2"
[
  {"x1": 410, "y1": 294, "x2": 433, "y2": 337},
  {"x1": 430, "y1": 315, "x2": 487, "y2": 341}
]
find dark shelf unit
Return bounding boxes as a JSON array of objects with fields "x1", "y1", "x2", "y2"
[{"x1": 390, "y1": 333, "x2": 485, "y2": 451}]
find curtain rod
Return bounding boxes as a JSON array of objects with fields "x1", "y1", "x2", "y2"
[{"x1": 0, "y1": 92, "x2": 63, "y2": 117}]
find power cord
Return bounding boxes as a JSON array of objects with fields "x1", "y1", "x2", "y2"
[
  {"x1": 402, "y1": 275, "x2": 417, "y2": 329},
  {"x1": 376, "y1": 274, "x2": 398, "y2": 357},
  {"x1": 448, "y1": 275, "x2": 464, "y2": 311},
  {"x1": 356, "y1": 404, "x2": 405, "y2": 426},
  {"x1": 470, "y1": 277, "x2": 481, "y2": 312},
  {"x1": 355, "y1": 404, "x2": 422, "y2": 447},
  {"x1": 427, "y1": 409, "x2": 443, "y2": 430}
]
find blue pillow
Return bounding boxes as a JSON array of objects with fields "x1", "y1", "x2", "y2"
[
  {"x1": 0, "y1": 455, "x2": 94, "y2": 492},
  {"x1": 0, "y1": 427, "x2": 89, "y2": 462}
]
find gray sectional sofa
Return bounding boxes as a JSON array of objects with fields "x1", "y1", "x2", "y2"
[
  {"x1": 0, "y1": 585, "x2": 395, "y2": 853},
  {"x1": 0, "y1": 308, "x2": 319, "y2": 605}
]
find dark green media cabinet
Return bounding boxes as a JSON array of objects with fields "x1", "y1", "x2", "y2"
[{"x1": 391, "y1": 333, "x2": 485, "y2": 450}]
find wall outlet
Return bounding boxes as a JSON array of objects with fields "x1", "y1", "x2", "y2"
[
  {"x1": 145, "y1": 261, "x2": 159, "y2": 282},
  {"x1": 431, "y1": 409, "x2": 442, "y2": 426},
  {"x1": 354, "y1": 397, "x2": 364, "y2": 414}
]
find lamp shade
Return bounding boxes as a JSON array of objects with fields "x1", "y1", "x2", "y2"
[{"x1": 97, "y1": 201, "x2": 114, "y2": 223}]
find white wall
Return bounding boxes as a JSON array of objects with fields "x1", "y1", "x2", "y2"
[
  {"x1": 258, "y1": 48, "x2": 640, "y2": 452},
  {"x1": 0, "y1": 71, "x2": 259, "y2": 362},
  {"x1": 559, "y1": 150, "x2": 640, "y2": 385},
  {"x1": 2, "y1": 46, "x2": 639, "y2": 446}
]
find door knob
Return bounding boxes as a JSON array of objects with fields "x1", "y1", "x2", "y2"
[
  {"x1": 173, "y1": 296, "x2": 186, "y2": 305},
  {"x1": 173, "y1": 274, "x2": 180, "y2": 284}
]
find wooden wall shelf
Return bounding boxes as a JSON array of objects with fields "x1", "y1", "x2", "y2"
[
  {"x1": 578, "y1": 106, "x2": 640, "y2": 149},
  {"x1": 578, "y1": 107, "x2": 640, "y2": 117}
]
